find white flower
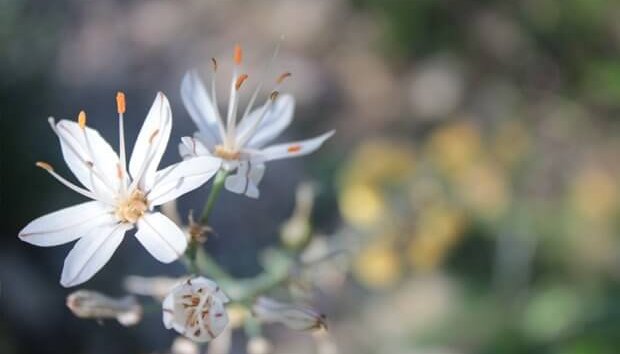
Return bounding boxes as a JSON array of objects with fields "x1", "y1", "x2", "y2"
[
  {"x1": 18, "y1": 93, "x2": 221, "y2": 287},
  {"x1": 179, "y1": 44, "x2": 334, "y2": 198},
  {"x1": 163, "y1": 276, "x2": 230, "y2": 342},
  {"x1": 252, "y1": 297, "x2": 327, "y2": 331}
]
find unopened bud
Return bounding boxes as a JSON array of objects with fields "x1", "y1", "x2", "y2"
[
  {"x1": 66, "y1": 290, "x2": 142, "y2": 326},
  {"x1": 280, "y1": 183, "x2": 315, "y2": 250},
  {"x1": 252, "y1": 297, "x2": 327, "y2": 331}
]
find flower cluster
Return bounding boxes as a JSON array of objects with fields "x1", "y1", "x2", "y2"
[{"x1": 19, "y1": 43, "x2": 333, "y2": 346}]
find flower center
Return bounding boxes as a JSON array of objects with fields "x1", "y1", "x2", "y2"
[
  {"x1": 115, "y1": 190, "x2": 148, "y2": 223},
  {"x1": 214, "y1": 145, "x2": 240, "y2": 160}
]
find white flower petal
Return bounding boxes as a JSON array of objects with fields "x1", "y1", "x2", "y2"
[
  {"x1": 54, "y1": 120, "x2": 122, "y2": 196},
  {"x1": 224, "y1": 162, "x2": 264, "y2": 199},
  {"x1": 189, "y1": 276, "x2": 230, "y2": 303},
  {"x1": 162, "y1": 293, "x2": 184, "y2": 332},
  {"x1": 181, "y1": 70, "x2": 223, "y2": 149},
  {"x1": 187, "y1": 298, "x2": 228, "y2": 342},
  {"x1": 257, "y1": 130, "x2": 334, "y2": 162},
  {"x1": 60, "y1": 223, "x2": 131, "y2": 287},
  {"x1": 236, "y1": 94, "x2": 295, "y2": 148},
  {"x1": 148, "y1": 156, "x2": 221, "y2": 206},
  {"x1": 178, "y1": 135, "x2": 211, "y2": 160},
  {"x1": 129, "y1": 92, "x2": 172, "y2": 191},
  {"x1": 19, "y1": 201, "x2": 115, "y2": 247},
  {"x1": 135, "y1": 212, "x2": 187, "y2": 263}
]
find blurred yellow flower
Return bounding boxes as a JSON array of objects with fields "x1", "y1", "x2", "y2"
[
  {"x1": 342, "y1": 139, "x2": 416, "y2": 185},
  {"x1": 353, "y1": 238, "x2": 402, "y2": 289},
  {"x1": 570, "y1": 165, "x2": 618, "y2": 222},
  {"x1": 338, "y1": 139, "x2": 415, "y2": 228},
  {"x1": 339, "y1": 183, "x2": 386, "y2": 228},
  {"x1": 456, "y1": 162, "x2": 509, "y2": 219},
  {"x1": 492, "y1": 120, "x2": 531, "y2": 168},
  {"x1": 426, "y1": 120, "x2": 481, "y2": 177},
  {"x1": 408, "y1": 206, "x2": 466, "y2": 271}
]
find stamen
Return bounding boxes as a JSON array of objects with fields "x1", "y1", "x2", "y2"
[
  {"x1": 276, "y1": 72, "x2": 292, "y2": 84},
  {"x1": 116, "y1": 163, "x2": 123, "y2": 180},
  {"x1": 117, "y1": 91, "x2": 128, "y2": 193},
  {"x1": 116, "y1": 92, "x2": 126, "y2": 114},
  {"x1": 78, "y1": 111, "x2": 87, "y2": 129},
  {"x1": 236, "y1": 93, "x2": 276, "y2": 147},
  {"x1": 36, "y1": 161, "x2": 98, "y2": 200},
  {"x1": 239, "y1": 41, "x2": 282, "y2": 124},
  {"x1": 36, "y1": 161, "x2": 53, "y2": 171},
  {"x1": 235, "y1": 74, "x2": 249, "y2": 90},
  {"x1": 234, "y1": 44, "x2": 243, "y2": 65},
  {"x1": 205, "y1": 67, "x2": 227, "y2": 142},
  {"x1": 49, "y1": 118, "x2": 117, "y2": 194}
]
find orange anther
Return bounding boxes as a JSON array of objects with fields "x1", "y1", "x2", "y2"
[
  {"x1": 234, "y1": 44, "x2": 243, "y2": 65},
  {"x1": 287, "y1": 144, "x2": 302, "y2": 153},
  {"x1": 78, "y1": 110, "x2": 87, "y2": 129},
  {"x1": 116, "y1": 91, "x2": 126, "y2": 114}
]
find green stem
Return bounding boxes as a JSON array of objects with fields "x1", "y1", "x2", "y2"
[
  {"x1": 185, "y1": 169, "x2": 229, "y2": 275},
  {"x1": 201, "y1": 169, "x2": 229, "y2": 224}
]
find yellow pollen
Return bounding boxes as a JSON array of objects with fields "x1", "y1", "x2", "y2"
[
  {"x1": 36, "y1": 161, "x2": 54, "y2": 171},
  {"x1": 234, "y1": 44, "x2": 243, "y2": 65},
  {"x1": 115, "y1": 190, "x2": 148, "y2": 223},
  {"x1": 211, "y1": 58, "x2": 218, "y2": 71},
  {"x1": 276, "y1": 72, "x2": 292, "y2": 84},
  {"x1": 116, "y1": 92, "x2": 126, "y2": 114},
  {"x1": 78, "y1": 111, "x2": 87, "y2": 129},
  {"x1": 235, "y1": 74, "x2": 249, "y2": 90},
  {"x1": 214, "y1": 145, "x2": 241, "y2": 160}
]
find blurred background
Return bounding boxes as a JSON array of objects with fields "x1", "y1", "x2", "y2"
[{"x1": 2, "y1": 0, "x2": 620, "y2": 353}]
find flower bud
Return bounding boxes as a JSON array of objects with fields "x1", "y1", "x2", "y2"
[
  {"x1": 162, "y1": 276, "x2": 230, "y2": 342},
  {"x1": 66, "y1": 290, "x2": 142, "y2": 326},
  {"x1": 280, "y1": 183, "x2": 315, "y2": 250},
  {"x1": 252, "y1": 297, "x2": 327, "y2": 331}
]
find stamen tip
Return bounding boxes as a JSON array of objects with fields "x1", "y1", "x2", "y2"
[
  {"x1": 36, "y1": 161, "x2": 53, "y2": 171},
  {"x1": 276, "y1": 72, "x2": 292, "y2": 84},
  {"x1": 116, "y1": 91, "x2": 126, "y2": 114},
  {"x1": 234, "y1": 44, "x2": 243, "y2": 65},
  {"x1": 235, "y1": 74, "x2": 249, "y2": 90},
  {"x1": 78, "y1": 111, "x2": 86, "y2": 129},
  {"x1": 270, "y1": 90, "x2": 280, "y2": 101},
  {"x1": 211, "y1": 58, "x2": 218, "y2": 72}
]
